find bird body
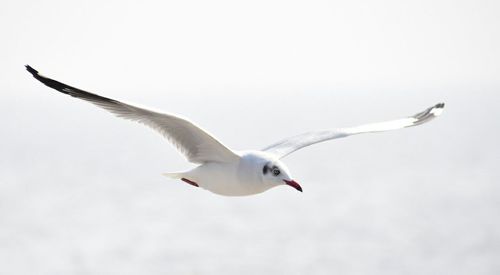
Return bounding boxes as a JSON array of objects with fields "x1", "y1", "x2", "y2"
[
  {"x1": 165, "y1": 151, "x2": 289, "y2": 196},
  {"x1": 26, "y1": 65, "x2": 444, "y2": 196}
]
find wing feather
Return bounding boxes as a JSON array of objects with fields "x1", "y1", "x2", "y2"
[
  {"x1": 26, "y1": 65, "x2": 239, "y2": 164},
  {"x1": 263, "y1": 103, "x2": 445, "y2": 158}
]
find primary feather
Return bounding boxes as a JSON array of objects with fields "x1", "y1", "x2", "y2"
[
  {"x1": 26, "y1": 65, "x2": 239, "y2": 164},
  {"x1": 263, "y1": 103, "x2": 445, "y2": 158}
]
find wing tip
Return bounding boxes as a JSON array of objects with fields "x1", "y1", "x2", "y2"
[
  {"x1": 24, "y1": 65, "x2": 74, "y2": 95},
  {"x1": 412, "y1": 102, "x2": 445, "y2": 126},
  {"x1": 430, "y1": 102, "x2": 445, "y2": 116},
  {"x1": 435, "y1": 102, "x2": 445, "y2": 110},
  {"x1": 25, "y1": 64, "x2": 39, "y2": 76}
]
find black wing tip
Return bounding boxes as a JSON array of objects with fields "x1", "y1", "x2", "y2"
[
  {"x1": 25, "y1": 65, "x2": 72, "y2": 94},
  {"x1": 25, "y1": 65, "x2": 39, "y2": 76},
  {"x1": 435, "y1": 102, "x2": 445, "y2": 109}
]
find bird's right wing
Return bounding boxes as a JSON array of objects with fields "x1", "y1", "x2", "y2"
[
  {"x1": 262, "y1": 103, "x2": 445, "y2": 158},
  {"x1": 26, "y1": 65, "x2": 239, "y2": 164}
]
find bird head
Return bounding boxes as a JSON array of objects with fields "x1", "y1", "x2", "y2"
[
  {"x1": 260, "y1": 158, "x2": 302, "y2": 192},
  {"x1": 237, "y1": 151, "x2": 303, "y2": 193}
]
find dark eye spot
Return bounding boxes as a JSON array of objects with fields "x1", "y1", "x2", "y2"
[
  {"x1": 273, "y1": 169, "x2": 280, "y2": 176},
  {"x1": 263, "y1": 165, "x2": 269, "y2": 174}
]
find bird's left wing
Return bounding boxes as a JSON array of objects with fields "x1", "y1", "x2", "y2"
[
  {"x1": 262, "y1": 103, "x2": 445, "y2": 158},
  {"x1": 26, "y1": 65, "x2": 239, "y2": 164}
]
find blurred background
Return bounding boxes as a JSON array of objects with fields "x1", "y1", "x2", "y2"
[{"x1": 1, "y1": 0, "x2": 499, "y2": 274}]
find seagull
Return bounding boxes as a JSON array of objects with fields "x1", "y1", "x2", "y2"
[{"x1": 26, "y1": 65, "x2": 444, "y2": 196}]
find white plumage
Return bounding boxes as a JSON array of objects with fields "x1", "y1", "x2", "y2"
[{"x1": 26, "y1": 65, "x2": 444, "y2": 196}]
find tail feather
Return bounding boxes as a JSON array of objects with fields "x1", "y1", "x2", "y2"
[{"x1": 162, "y1": 172, "x2": 184, "y2": 179}]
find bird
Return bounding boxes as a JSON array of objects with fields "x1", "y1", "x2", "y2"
[{"x1": 26, "y1": 65, "x2": 444, "y2": 196}]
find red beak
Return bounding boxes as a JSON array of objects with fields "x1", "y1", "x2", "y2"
[{"x1": 284, "y1": 179, "x2": 303, "y2": 192}]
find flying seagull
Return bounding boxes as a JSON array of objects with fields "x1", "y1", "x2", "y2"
[{"x1": 26, "y1": 65, "x2": 444, "y2": 196}]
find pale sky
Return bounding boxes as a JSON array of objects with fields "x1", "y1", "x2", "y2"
[
  {"x1": 1, "y1": 0, "x2": 499, "y2": 274},
  {"x1": 2, "y1": 0, "x2": 499, "y2": 94}
]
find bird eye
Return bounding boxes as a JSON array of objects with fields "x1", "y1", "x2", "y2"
[{"x1": 272, "y1": 169, "x2": 280, "y2": 176}]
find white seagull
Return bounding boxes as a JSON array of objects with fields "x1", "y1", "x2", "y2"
[{"x1": 26, "y1": 65, "x2": 444, "y2": 196}]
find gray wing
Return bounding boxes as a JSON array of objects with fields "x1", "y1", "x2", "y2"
[
  {"x1": 26, "y1": 65, "x2": 239, "y2": 164},
  {"x1": 263, "y1": 103, "x2": 445, "y2": 158}
]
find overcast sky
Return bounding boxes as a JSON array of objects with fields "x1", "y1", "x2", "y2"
[{"x1": 1, "y1": 0, "x2": 499, "y2": 274}]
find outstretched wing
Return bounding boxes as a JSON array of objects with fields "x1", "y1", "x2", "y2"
[
  {"x1": 26, "y1": 65, "x2": 239, "y2": 164},
  {"x1": 262, "y1": 103, "x2": 445, "y2": 158}
]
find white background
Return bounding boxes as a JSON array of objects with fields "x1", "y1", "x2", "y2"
[{"x1": 1, "y1": 0, "x2": 499, "y2": 274}]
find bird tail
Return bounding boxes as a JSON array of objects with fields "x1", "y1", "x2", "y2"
[{"x1": 162, "y1": 172, "x2": 184, "y2": 179}]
